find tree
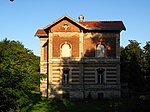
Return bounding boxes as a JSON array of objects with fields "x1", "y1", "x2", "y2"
[
  {"x1": 0, "y1": 38, "x2": 39, "y2": 111},
  {"x1": 121, "y1": 40, "x2": 145, "y2": 91},
  {"x1": 143, "y1": 41, "x2": 150, "y2": 83},
  {"x1": 143, "y1": 41, "x2": 150, "y2": 92}
]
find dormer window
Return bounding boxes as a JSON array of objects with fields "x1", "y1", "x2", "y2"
[
  {"x1": 96, "y1": 44, "x2": 105, "y2": 58},
  {"x1": 61, "y1": 42, "x2": 71, "y2": 57}
]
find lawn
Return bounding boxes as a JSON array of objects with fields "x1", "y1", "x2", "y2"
[{"x1": 23, "y1": 92, "x2": 150, "y2": 112}]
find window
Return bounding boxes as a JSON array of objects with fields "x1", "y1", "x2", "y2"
[
  {"x1": 97, "y1": 93, "x2": 104, "y2": 99},
  {"x1": 61, "y1": 42, "x2": 71, "y2": 57},
  {"x1": 97, "y1": 68, "x2": 105, "y2": 84},
  {"x1": 96, "y1": 44, "x2": 105, "y2": 57},
  {"x1": 62, "y1": 68, "x2": 70, "y2": 84}
]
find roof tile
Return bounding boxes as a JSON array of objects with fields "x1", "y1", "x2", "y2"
[
  {"x1": 79, "y1": 21, "x2": 126, "y2": 30},
  {"x1": 35, "y1": 29, "x2": 47, "y2": 36}
]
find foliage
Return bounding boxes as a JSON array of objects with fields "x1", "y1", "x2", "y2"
[
  {"x1": 143, "y1": 42, "x2": 150, "y2": 78},
  {"x1": 0, "y1": 38, "x2": 40, "y2": 111},
  {"x1": 0, "y1": 37, "x2": 149, "y2": 111},
  {"x1": 121, "y1": 40, "x2": 150, "y2": 92},
  {"x1": 27, "y1": 93, "x2": 150, "y2": 112}
]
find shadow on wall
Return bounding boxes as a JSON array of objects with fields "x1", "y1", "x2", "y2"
[
  {"x1": 86, "y1": 33, "x2": 113, "y2": 57},
  {"x1": 46, "y1": 33, "x2": 115, "y2": 99}
]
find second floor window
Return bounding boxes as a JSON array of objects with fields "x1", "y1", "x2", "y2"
[
  {"x1": 96, "y1": 44, "x2": 105, "y2": 58},
  {"x1": 61, "y1": 42, "x2": 71, "y2": 57}
]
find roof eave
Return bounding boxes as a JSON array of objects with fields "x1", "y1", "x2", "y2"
[
  {"x1": 88, "y1": 27, "x2": 126, "y2": 31},
  {"x1": 34, "y1": 34, "x2": 48, "y2": 37}
]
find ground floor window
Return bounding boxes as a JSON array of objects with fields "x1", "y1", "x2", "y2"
[
  {"x1": 62, "y1": 68, "x2": 70, "y2": 84},
  {"x1": 96, "y1": 68, "x2": 105, "y2": 84}
]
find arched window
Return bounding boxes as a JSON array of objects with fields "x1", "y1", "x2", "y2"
[
  {"x1": 61, "y1": 42, "x2": 71, "y2": 57},
  {"x1": 96, "y1": 44, "x2": 105, "y2": 57}
]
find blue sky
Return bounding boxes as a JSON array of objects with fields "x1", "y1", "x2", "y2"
[{"x1": 0, "y1": 0, "x2": 150, "y2": 56}]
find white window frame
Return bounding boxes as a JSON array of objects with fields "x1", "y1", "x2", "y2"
[
  {"x1": 61, "y1": 42, "x2": 71, "y2": 57},
  {"x1": 95, "y1": 68, "x2": 106, "y2": 84},
  {"x1": 96, "y1": 44, "x2": 105, "y2": 58}
]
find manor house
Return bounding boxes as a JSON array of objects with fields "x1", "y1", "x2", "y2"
[{"x1": 35, "y1": 15, "x2": 126, "y2": 99}]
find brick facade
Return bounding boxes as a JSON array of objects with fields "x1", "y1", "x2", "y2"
[
  {"x1": 35, "y1": 15, "x2": 126, "y2": 99},
  {"x1": 52, "y1": 34, "x2": 80, "y2": 57}
]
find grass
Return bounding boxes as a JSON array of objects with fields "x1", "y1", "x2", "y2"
[{"x1": 22, "y1": 92, "x2": 150, "y2": 112}]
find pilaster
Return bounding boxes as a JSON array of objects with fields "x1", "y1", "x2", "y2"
[
  {"x1": 116, "y1": 33, "x2": 120, "y2": 85},
  {"x1": 116, "y1": 33, "x2": 120, "y2": 58},
  {"x1": 79, "y1": 31, "x2": 84, "y2": 83},
  {"x1": 79, "y1": 31, "x2": 84, "y2": 58},
  {"x1": 49, "y1": 33, "x2": 53, "y2": 83},
  {"x1": 40, "y1": 38, "x2": 47, "y2": 73},
  {"x1": 47, "y1": 33, "x2": 53, "y2": 97},
  {"x1": 116, "y1": 64, "x2": 120, "y2": 84}
]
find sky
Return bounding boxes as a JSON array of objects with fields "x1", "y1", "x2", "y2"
[{"x1": 0, "y1": 0, "x2": 150, "y2": 56}]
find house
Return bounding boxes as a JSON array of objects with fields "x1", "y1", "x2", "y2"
[{"x1": 35, "y1": 15, "x2": 126, "y2": 99}]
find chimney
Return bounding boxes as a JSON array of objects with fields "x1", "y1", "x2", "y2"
[{"x1": 78, "y1": 14, "x2": 84, "y2": 22}]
